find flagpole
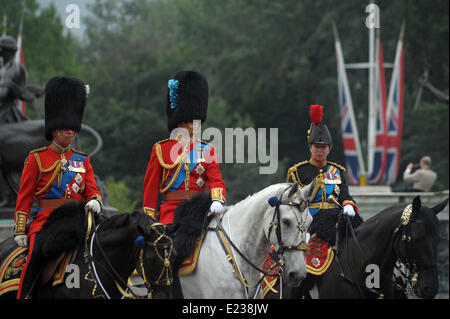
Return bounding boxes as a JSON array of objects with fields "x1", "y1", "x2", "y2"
[
  {"x1": 386, "y1": 22, "x2": 405, "y2": 118},
  {"x1": 367, "y1": 13, "x2": 376, "y2": 178},
  {"x1": 333, "y1": 22, "x2": 367, "y2": 183}
]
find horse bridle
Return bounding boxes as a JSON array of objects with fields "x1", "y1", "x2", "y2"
[
  {"x1": 392, "y1": 204, "x2": 437, "y2": 293},
  {"x1": 337, "y1": 204, "x2": 436, "y2": 298},
  {"x1": 84, "y1": 210, "x2": 174, "y2": 299},
  {"x1": 211, "y1": 184, "x2": 309, "y2": 297},
  {"x1": 267, "y1": 184, "x2": 309, "y2": 267},
  {"x1": 136, "y1": 223, "x2": 174, "y2": 291}
]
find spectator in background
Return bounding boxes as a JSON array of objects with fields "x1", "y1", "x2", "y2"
[{"x1": 403, "y1": 156, "x2": 437, "y2": 192}]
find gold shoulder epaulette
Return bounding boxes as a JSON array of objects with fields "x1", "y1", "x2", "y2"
[
  {"x1": 286, "y1": 160, "x2": 309, "y2": 184},
  {"x1": 154, "y1": 138, "x2": 173, "y2": 146},
  {"x1": 29, "y1": 146, "x2": 47, "y2": 154},
  {"x1": 290, "y1": 160, "x2": 309, "y2": 170},
  {"x1": 71, "y1": 148, "x2": 87, "y2": 156},
  {"x1": 328, "y1": 161, "x2": 346, "y2": 172}
]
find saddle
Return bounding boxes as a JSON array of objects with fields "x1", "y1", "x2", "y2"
[
  {"x1": 0, "y1": 247, "x2": 73, "y2": 296},
  {"x1": 306, "y1": 235, "x2": 334, "y2": 276},
  {"x1": 178, "y1": 232, "x2": 206, "y2": 276}
]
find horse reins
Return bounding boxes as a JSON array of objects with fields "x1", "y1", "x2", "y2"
[
  {"x1": 334, "y1": 203, "x2": 429, "y2": 298},
  {"x1": 83, "y1": 209, "x2": 173, "y2": 299},
  {"x1": 392, "y1": 204, "x2": 437, "y2": 294},
  {"x1": 210, "y1": 184, "x2": 309, "y2": 297}
]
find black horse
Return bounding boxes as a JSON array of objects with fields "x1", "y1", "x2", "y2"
[
  {"x1": 0, "y1": 204, "x2": 177, "y2": 299},
  {"x1": 277, "y1": 196, "x2": 448, "y2": 299}
]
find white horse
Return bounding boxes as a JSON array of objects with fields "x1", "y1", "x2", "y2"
[{"x1": 179, "y1": 181, "x2": 314, "y2": 299}]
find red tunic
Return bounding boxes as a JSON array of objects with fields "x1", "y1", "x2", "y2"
[
  {"x1": 14, "y1": 144, "x2": 102, "y2": 237},
  {"x1": 143, "y1": 138, "x2": 226, "y2": 224}
]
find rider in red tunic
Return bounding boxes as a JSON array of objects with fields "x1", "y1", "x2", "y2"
[
  {"x1": 142, "y1": 70, "x2": 226, "y2": 224},
  {"x1": 14, "y1": 76, "x2": 103, "y2": 299}
]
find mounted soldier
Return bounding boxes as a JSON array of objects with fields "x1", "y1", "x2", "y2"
[
  {"x1": 14, "y1": 76, "x2": 103, "y2": 299},
  {"x1": 142, "y1": 70, "x2": 226, "y2": 223},
  {"x1": 286, "y1": 104, "x2": 362, "y2": 280},
  {"x1": 142, "y1": 70, "x2": 226, "y2": 298}
]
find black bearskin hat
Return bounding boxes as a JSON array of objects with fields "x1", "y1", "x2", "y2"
[
  {"x1": 44, "y1": 76, "x2": 87, "y2": 141},
  {"x1": 307, "y1": 104, "x2": 333, "y2": 148},
  {"x1": 166, "y1": 70, "x2": 208, "y2": 133}
]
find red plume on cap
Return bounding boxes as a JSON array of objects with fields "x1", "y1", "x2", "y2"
[{"x1": 309, "y1": 104, "x2": 323, "y2": 125}]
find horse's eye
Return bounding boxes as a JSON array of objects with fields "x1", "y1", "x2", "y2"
[{"x1": 282, "y1": 219, "x2": 290, "y2": 227}]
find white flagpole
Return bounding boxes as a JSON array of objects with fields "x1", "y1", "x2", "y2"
[
  {"x1": 333, "y1": 22, "x2": 367, "y2": 181},
  {"x1": 386, "y1": 22, "x2": 405, "y2": 118},
  {"x1": 367, "y1": 18, "x2": 376, "y2": 177}
]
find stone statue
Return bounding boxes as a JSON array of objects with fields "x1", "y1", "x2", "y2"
[
  {"x1": 0, "y1": 35, "x2": 113, "y2": 214},
  {"x1": 0, "y1": 35, "x2": 43, "y2": 122}
]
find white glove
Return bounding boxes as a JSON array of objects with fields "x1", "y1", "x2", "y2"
[
  {"x1": 14, "y1": 235, "x2": 28, "y2": 247},
  {"x1": 208, "y1": 201, "x2": 224, "y2": 216},
  {"x1": 343, "y1": 205, "x2": 356, "y2": 217},
  {"x1": 85, "y1": 199, "x2": 102, "y2": 214}
]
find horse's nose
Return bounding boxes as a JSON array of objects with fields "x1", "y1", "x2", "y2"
[{"x1": 287, "y1": 270, "x2": 306, "y2": 287}]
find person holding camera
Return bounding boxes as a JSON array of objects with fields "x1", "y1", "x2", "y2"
[{"x1": 403, "y1": 156, "x2": 437, "y2": 192}]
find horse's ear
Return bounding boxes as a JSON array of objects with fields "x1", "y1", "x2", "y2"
[
  {"x1": 137, "y1": 225, "x2": 146, "y2": 236},
  {"x1": 432, "y1": 198, "x2": 449, "y2": 215},
  {"x1": 411, "y1": 196, "x2": 422, "y2": 220},
  {"x1": 166, "y1": 222, "x2": 179, "y2": 235},
  {"x1": 301, "y1": 179, "x2": 316, "y2": 200},
  {"x1": 288, "y1": 182, "x2": 299, "y2": 198}
]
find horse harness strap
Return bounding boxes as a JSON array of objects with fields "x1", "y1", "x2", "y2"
[
  {"x1": 393, "y1": 204, "x2": 437, "y2": 291},
  {"x1": 210, "y1": 214, "x2": 270, "y2": 291},
  {"x1": 83, "y1": 209, "x2": 140, "y2": 299}
]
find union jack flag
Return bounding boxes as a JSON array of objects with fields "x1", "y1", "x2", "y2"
[
  {"x1": 384, "y1": 24, "x2": 405, "y2": 185},
  {"x1": 334, "y1": 21, "x2": 365, "y2": 185},
  {"x1": 368, "y1": 35, "x2": 388, "y2": 184},
  {"x1": 339, "y1": 78, "x2": 360, "y2": 185}
]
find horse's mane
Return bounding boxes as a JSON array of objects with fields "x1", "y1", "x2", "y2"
[
  {"x1": 229, "y1": 183, "x2": 288, "y2": 210},
  {"x1": 99, "y1": 211, "x2": 154, "y2": 232}
]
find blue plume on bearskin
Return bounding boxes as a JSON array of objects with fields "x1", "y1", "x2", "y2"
[{"x1": 166, "y1": 70, "x2": 208, "y2": 133}]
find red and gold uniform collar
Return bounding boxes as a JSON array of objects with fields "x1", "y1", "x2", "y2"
[{"x1": 49, "y1": 141, "x2": 71, "y2": 155}]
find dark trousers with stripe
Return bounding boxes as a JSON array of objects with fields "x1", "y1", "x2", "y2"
[{"x1": 16, "y1": 232, "x2": 49, "y2": 299}]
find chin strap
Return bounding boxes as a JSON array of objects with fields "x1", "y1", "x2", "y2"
[{"x1": 56, "y1": 129, "x2": 77, "y2": 143}]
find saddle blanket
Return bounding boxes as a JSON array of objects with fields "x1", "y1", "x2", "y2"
[
  {"x1": 0, "y1": 247, "x2": 72, "y2": 295},
  {"x1": 179, "y1": 232, "x2": 206, "y2": 276},
  {"x1": 306, "y1": 236, "x2": 334, "y2": 276},
  {"x1": 261, "y1": 247, "x2": 280, "y2": 298}
]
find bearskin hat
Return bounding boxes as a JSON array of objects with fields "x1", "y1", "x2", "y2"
[
  {"x1": 44, "y1": 76, "x2": 87, "y2": 141},
  {"x1": 166, "y1": 70, "x2": 208, "y2": 133},
  {"x1": 307, "y1": 104, "x2": 332, "y2": 147}
]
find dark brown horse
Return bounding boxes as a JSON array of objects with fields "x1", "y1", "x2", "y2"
[
  {"x1": 269, "y1": 196, "x2": 448, "y2": 299},
  {"x1": 0, "y1": 204, "x2": 176, "y2": 299}
]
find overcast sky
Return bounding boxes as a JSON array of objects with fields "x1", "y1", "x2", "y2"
[{"x1": 36, "y1": 0, "x2": 95, "y2": 40}]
